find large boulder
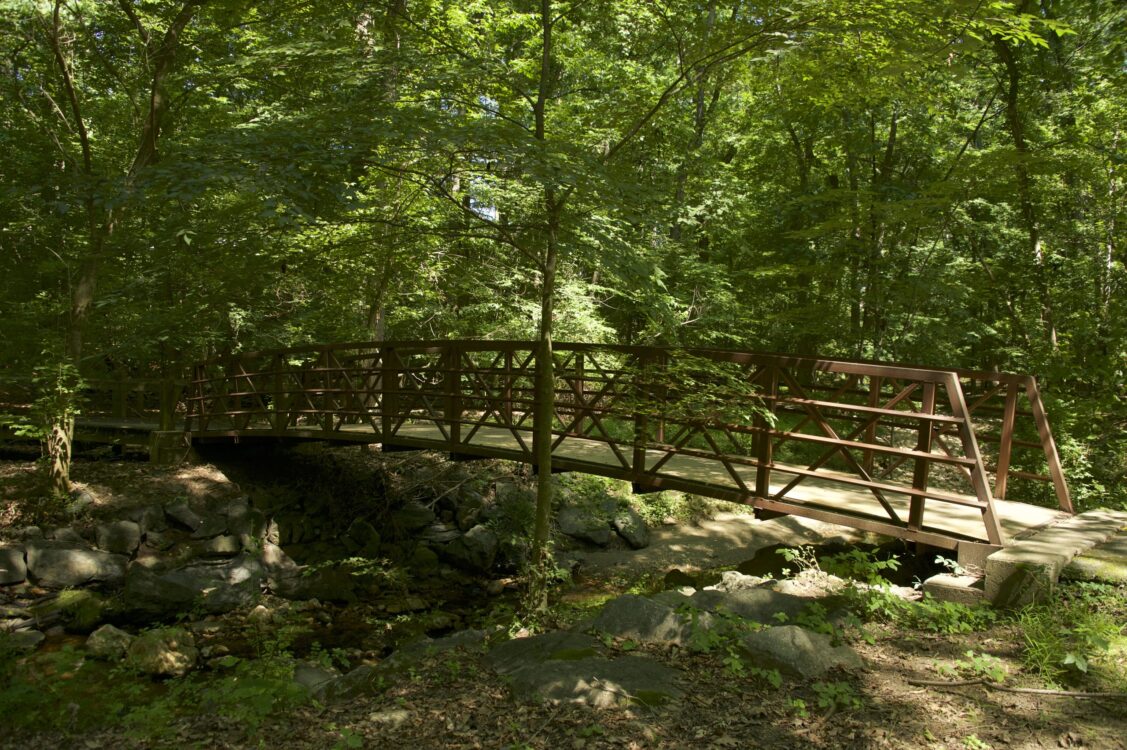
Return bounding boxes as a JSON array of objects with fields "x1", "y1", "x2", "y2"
[
  {"x1": 738, "y1": 625, "x2": 864, "y2": 679},
  {"x1": 86, "y1": 624, "x2": 135, "y2": 661},
  {"x1": 342, "y1": 519, "x2": 381, "y2": 556},
  {"x1": 95, "y1": 521, "x2": 141, "y2": 556},
  {"x1": 612, "y1": 506, "x2": 650, "y2": 549},
  {"x1": 25, "y1": 541, "x2": 127, "y2": 588},
  {"x1": 589, "y1": 595, "x2": 706, "y2": 648},
  {"x1": 0, "y1": 544, "x2": 27, "y2": 585},
  {"x1": 558, "y1": 506, "x2": 613, "y2": 546},
  {"x1": 487, "y1": 631, "x2": 680, "y2": 707},
  {"x1": 442, "y1": 524, "x2": 498, "y2": 573},
  {"x1": 127, "y1": 626, "x2": 198, "y2": 677},
  {"x1": 164, "y1": 502, "x2": 203, "y2": 532},
  {"x1": 123, "y1": 555, "x2": 264, "y2": 615},
  {"x1": 391, "y1": 501, "x2": 435, "y2": 532},
  {"x1": 689, "y1": 587, "x2": 814, "y2": 625}
]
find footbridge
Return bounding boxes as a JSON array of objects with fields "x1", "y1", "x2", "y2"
[{"x1": 182, "y1": 341, "x2": 1073, "y2": 556}]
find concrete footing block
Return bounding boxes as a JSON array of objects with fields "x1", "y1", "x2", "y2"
[
  {"x1": 985, "y1": 509, "x2": 1127, "y2": 607},
  {"x1": 922, "y1": 573, "x2": 986, "y2": 606}
]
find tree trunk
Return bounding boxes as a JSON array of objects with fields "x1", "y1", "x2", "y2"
[
  {"x1": 993, "y1": 31, "x2": 1058, "y2": 350},
  {"x1": 526, "y1": 0, "x2": 557, "y2": 614}
]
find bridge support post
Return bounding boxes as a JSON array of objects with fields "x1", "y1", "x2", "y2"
[
  {"x1": 909, "y1": 382, "x2": 937, "y2": 532},
  {"x1": 754, "y1": 365, "x2": 778, "y2": 500},
  {"x1": 445, "y1": 344, "x2": 461, "y2": 447},
  {"x1": 381, "y1": 347, "x2": 400, "y2": 442}
]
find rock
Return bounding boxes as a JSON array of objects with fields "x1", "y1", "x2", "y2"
[
  {"x1": 455, "y1": 491, "x2": 484, "y2": 531},
  {"x1": 315, "y1": 665, "x2": 385, "y2": 702},
  {"x1": 15, "y1": 526, "x2": 44, "y2": 541},
  {"x1": 7, "y1": 629, "x2": 45, "y2": 652},
  {"x1": 96, "y1": 521, "x2": 141, "y2": 556},
  {"x1": 408, "y1": 545, "x2": 440, "y2": 574},
  {"x1": 738, "y1": 625, "x2": 864, "y2": 679},
  {"x1": 589, "y1": 595, "x2": 706, "y2": 647},
  {"x1": 215, "y1": 496, "x2": 250, "y2": 519},
  {"x1": 442, "y1": 525, "x2": 498, "y2": 573},
  {"x1": 771, "y1": 570, "x2": 849, "y2": 598},
  {"x1": 558, "y1": 506, "x2": 613, "y2": 546},
  {"x1": 392, "y1": 501, "x2": 436, "y2": 532},
  {"x1": 261, "y1": 542, "x2": 299, "y2": 572},
  {"x1": 229, "y1": 508, "x2": 268, "y2": 541},
  {"x1": 707, "y1": 570, "x2": 772, "y2": 593},
  {"x1": 689, "y1": 587, "x2": 814, "y2": 625},
  {"x1": 344, "y1": 519, "x2": 381, "y2": 556},
  {"x1": 86, "y1": 624, "x2": 134, "y2": 660},
  {"x1": 419, "y1": 523, "x2": 461, "y2": 545},
  {"x1": 134, "y1": 505, "x2": 168, "y2": 534},
  {"x1": 383, "y1": 629, "x2": 488, "y2": 672},
  {"x1": 191, "y1": 534, "x2": 242, "y2": 558},
  {"x1": 0, "y1": 544, "x2": 27, "y2": 585},
  {"x1": 31, "y1": 589, "x2": 106, "y2": 632},
  {"x1": 271, "y1": 564, "x2": 355, "y2": 603},
  {"x1": 487, "y1": 631, "x2": 680, "y2": 707},
  {"x1": 293, "y1": 661, "x2": 340, "y2": 693},
  {"x1": 246, "y1": 604, "x2": 274, "y2": 625},
  {"x1": 191, "y1": 515, "x2": 229, "y2": 540},
  {"x1": 649, "y1": 590, "x2": 695, "y2": 610},
  {"x1": 612, "y1": 506, "x2": 650, "y2": 549},
  {"x1": 506, "y1": 654, "x2": 682, "y2": 707},
  {"x1": 143, "y1": 530, "x2": 176, "y2": 551},
  {"x1": 165, "y1": 502, "x2": 203, "y2": 532},
  {"x1": 367, "y1": 709, "x2": 411, "y2": 728},
  {"x1": 47, "y1": 526, "x2": 87, "y2": 544},
  {"x1": 127, "y1": 627, "x2": 199, "y2": 677},
  {"x1": 123, "y1": 565, "x2": 200, "y2": 614},
  {"x1": 123, "y1": 555, "x2": 264, "y2": 615},
  {"x1": 25, "y1": 541, "x2": 127, "y2": 588},
  {"x1": 486, "y1": 631, "x2": 603, "y2": 674},
  {"x1": 66, "y1": 489, "x2": 95, "y2": 516}
]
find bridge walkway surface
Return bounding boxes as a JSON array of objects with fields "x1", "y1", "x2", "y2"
[{"x1": 183, "y1": 340, "x2": 1076, "y2": 556}]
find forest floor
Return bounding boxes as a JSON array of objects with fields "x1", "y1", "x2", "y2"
[{"x1": 1, "y1": 455, "x2": 1126, "y2": 750}]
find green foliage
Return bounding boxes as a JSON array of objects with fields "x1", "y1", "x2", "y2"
[
  {"x1": 934, "y1": 650, "x2": 1007, "y2": 683},
  {"x1": 811, "y1": 680, "x2": 863, "y2": 713},
  {"x1": 1019, "y1": 582, "x2": 1126, "y2": 687},
  {"x1": 822, "y1": 549, "x2": 902, "y2": 586}
]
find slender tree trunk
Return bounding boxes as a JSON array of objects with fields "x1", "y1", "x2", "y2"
[
  {"x1": 527, "y1": 0, "x2": 558, "y2": 614},
  {"x1": 993, "y1": 31, "x2": 1058, "y2": 350}
]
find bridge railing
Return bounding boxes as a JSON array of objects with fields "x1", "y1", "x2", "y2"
[
  {"x1": 0, "y1": 374, "x2": 183, "y2": 432},
  {"x1": 185, "y1": 341, "x2": 1072, "y2": 548}
]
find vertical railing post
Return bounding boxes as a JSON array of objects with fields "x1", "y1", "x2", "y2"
[
  {"x1": 909, "y1": 381, "x2": 937, "y2": 532},
  {"x1": 863, "y1": 376, "x2": 882, "y2": 474},
  {"x1": 754, "y1": 365, "x2": 778, "y2": 500},
  {"x1": 186, "y1": 365, "x2": 201, "y2": 432},
  {"x1": 632, "y1": 352, "x2": 651, "y2": 482},
  {"x1": 503, "y1": 350, "x2": 513, "y2": 427},
  {"x1": 445, "y1": 343, "x2": 461, "y2": 448},
  {"x1": 994, "y1": 381, "x2": 1018, "y2": 500},
  {"x1": 381, "y1": 346, "x2": 400, "y2": 442},
  {"x1": 272, "y1": 353, "x2": 284, "y2": 435}
]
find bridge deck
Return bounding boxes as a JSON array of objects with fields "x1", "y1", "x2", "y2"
[
  {"x1": 183, "y1": 340, "x2": 1074, "y2": 551},
  {"x1": 203, "y1": 419, "x2": 1062, "y2": 547}
]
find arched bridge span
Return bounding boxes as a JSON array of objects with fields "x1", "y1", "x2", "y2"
[{"x1": 185, "y1": 341, "x2": 1073, "y2": 553}]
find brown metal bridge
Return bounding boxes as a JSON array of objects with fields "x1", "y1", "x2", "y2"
[{"x1": 182, "y1": 341, "x2": 1073, "y2": 555}]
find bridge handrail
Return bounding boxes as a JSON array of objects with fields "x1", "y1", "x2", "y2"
[{"x1": 184, "y1": 340, "x2": 1073, "y2": 548}]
